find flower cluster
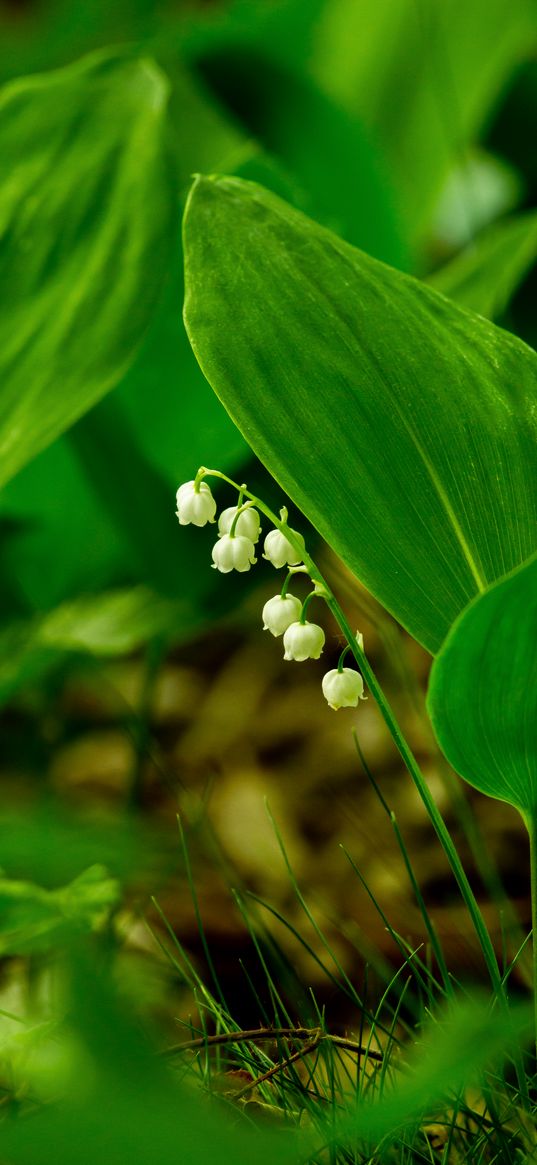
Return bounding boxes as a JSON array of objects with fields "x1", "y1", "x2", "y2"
[{"x1": 176, "y1": 472, "x2": 365, "y2": 712}]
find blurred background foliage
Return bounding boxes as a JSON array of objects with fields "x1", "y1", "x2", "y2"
[
  {"x1": 2, "y1": 0, "x2": 537, "y2": 652},
  {"x1": 0, "y1": 0, "x2": 537, "y2": 1159}
]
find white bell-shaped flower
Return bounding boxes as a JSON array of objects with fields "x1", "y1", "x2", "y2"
[
  {"x1": 263, "y1": 527, "x2": 305, "y2": 569},
  {"x1": 212, "y1": 533, "x2": 257, "y2": 573},
  {"x1": 176, "y1": 480, "x2": 216, "y2": 527},
  {"x1": 283, "y1": 620, "x2": 325, "y2": 661},
  {"x1": 218, "y1": 505, "x2": 261, "y2": 544},
  {"x1": 321, "y1": 668, "x2": 365, "y2": 710},
  {"x1": 262, "y1": 594, "x2": 302, "y2": 637}
]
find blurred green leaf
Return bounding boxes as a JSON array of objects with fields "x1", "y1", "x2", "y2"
[
  {"x1": 180, "y1": 0, "x2": 326, "y2": 78},
  {"x1": 0, "y1": 60, "x2": 277, "y2": 615},
  {"x1": 0, "y1": 948, "x2": 299, "y2": 1165},
  {"x1": 334, "y1": 996, "x2": 532, "y2": 1147},
  {"x1": 0, "y1": 438, "x2": 131, "y2": 610},
  {"x1": 0, "y1": 809, "x2": 177, "y2": 886},
  {"x1": 311, "y1": 0, "x2": 537, "y2": 244},
  {"x1": 430, "y1": 210, "x2": 537, "y2": 320},
  {"x1": 427, "y1": 556, "x2": 537, "y2": 815},
  {"x1": 0, "y1": 586, "x2": 184, "y2": 705},
  {"x1": 38, "y1": 586, "x2": 181, "y2": 655},
  {"x1": 0, "y1": 47, "x2": 175, "y2": 488},
  {"x1": 431, "y1": 149, "x2": 523, "y2": 252},
  {"x1": 0, "y1": 866, "x2": 119, "y2": 954},
  {"x1": 0, "y1": 1019, "x2": 64, "y2": 1104},
  {"x1": 192, "y1": 50, "x2": 405, "y2": 265},
  {"x1": 0, "y1": 620, "x2": 61, "y2": 703},
  {"x1": 183, "y1": 176, "x2": 537, "y2": 652}
]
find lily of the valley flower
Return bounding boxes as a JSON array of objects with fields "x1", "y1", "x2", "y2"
[
  {"x1": 322, "y1": 668, "x2": 365, "y2": 710},
  {"x1": 218, "y1": 505, "x2": 261, "y2": 544},
  {"x1": 176, "y1": 480, "x2": 216, "y2": 527},
  {"x1": 212, "y1": 533, "x2": 257, "y2": 573},
  {"x1": 283, "y1": 620, "x2": 325, "y2": 661},
  {"x1": 262, "y1": 594, "x2": 302, "y2": 637},
  {"x1": 263, "y1": 528, "x2": 305, "y2": 569}
]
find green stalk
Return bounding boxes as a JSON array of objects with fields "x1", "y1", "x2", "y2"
[
  {"x1": 229, "y1": 497, "x2": 254, "y2": 537},
  {"x1": 280, "y1": 565, "x2": 308, "y2": 599},
  {"x1": 197, "y1": 478, "x2": 503, "y2": 986},
  {"x1": 323, "y1": 590, "x2": 501, "y2": 981},
  {"x1": 197, "y1": 467, "x2": 530, "y2": 1099},
  {"x1": 199, "y1": 469, "x2": 496, "y2": 977},
  {"x1": 310, "y1": 561, "x2": 529, "y2": 1101}
]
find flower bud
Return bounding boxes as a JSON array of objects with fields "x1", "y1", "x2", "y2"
[
  {"x1": 262, "y1": 594, "x2": 302, "y2": 637},
  {"x1": 176, "y1": 480, "x2": 216, "y2": 527},
  {"x1": 263, "y1": 528, "x2": 305, "y2": 569},
  {"x1": 212, "y1": 533, "x2": 257, "y2": 573},
  {"x1": 218, "y1": 505, "x2": 261, "y2": 544},
  {"x1": 283, "y1": 620, "x2": 325, "y2": 661},
  {"x1": 321, "y1": 668, "x2": 365, "y2": 710}
]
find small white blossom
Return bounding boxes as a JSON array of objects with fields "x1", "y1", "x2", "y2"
[
  {"x1": 212, "y1": 533, "x2": 257, "y2": 573},
  {"x1": 218, "y1": 505, "x2": 261, "y2": 544},
  {"x1": 176, "y1": 480, "x2": 216, "y2": 527},
  {"x1": 176, "y1": 481, "x2": 195, "y2": 500},
  {"x1": 322, "y1": 668, "x2": 365, "y2": 710},
  {"x1": 262, "y1": 594, "x2": 302, "y2": 637},
  {"x1": 263, "y1": 528, "x2": 305, "y2": 569},
  {"x1": 283, "y1": 620, "x2": 325, "y2": 661}
]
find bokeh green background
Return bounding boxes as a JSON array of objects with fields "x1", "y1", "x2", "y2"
[{"x1": 1, "y1": 2, "x2": 536, "y2": 1161}]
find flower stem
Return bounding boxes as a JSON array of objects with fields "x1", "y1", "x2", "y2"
[
  {"x1": 299, "y1": 590, "x2": 320, "y2": 624},
  {"x1": 337, "y1": 645, "x2": 352, "y2": 673},
  {"x1": 196, "y1": 467, "x2": 528, "y2": 1098},
  {"x1": 229, "y1": 498, "x2": 255, "y2": 538},
  {"x1": 197, "y1": 473, "x2": 500, "y2": 987},
  {"x1": 280, "y1": 565, "x2": 308, "y2": 599}
]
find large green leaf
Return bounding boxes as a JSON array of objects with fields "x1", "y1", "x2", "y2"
[
  {"x1": 0, "y1": 48, "x2": 175, "y2": 488},
  {"x1": 183, "y1": 175, "x2": 537, "y2": 652},
  {"x1": 427, "y1": 556, "x2": 537, "y2": 815},
  {"x1": 0, "y1": 62, "x2": 290, "y2": 615}
]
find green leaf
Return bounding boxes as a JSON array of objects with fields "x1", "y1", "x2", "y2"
[
  {"x1": 183, "y1": 175, "x2": 537, "y2": 652},
  {"x1": 37, "y1": 586, "x2": 181, "y2": 655},
  {"x1": 432, "y1": 149, "x2": 523, "y2": 252},
  {"x1": 0, "y1": 586, "x2": 185, "y2": 706},
  {"x1": 0, "y1": 438, "x2": 132, "y2": 610},
  {"x1": 179, "y1": 0, "x2": 326, "y2": 79},
  {"x1": 334, "y1": 996, "x2": 532, "y2": 1147},
  {"x1": 0, "y1": 48, "x2": 175, "y2": 488},
  {"x1": 0, "y1": 867, "x2": 120, "y2": 954},
  {"x1": 0, "y1": 949, "x2": 299, "y2": 1165},
  {"x1": 0, "y1": 809, "x2": 176, "y2": 886},
  {"x1": 191, "y1": 49, "x2": 405, "y2": 265},
  {"x1": 430, "y1": 210, "x2": 537, "y2": 319},
  {"x1": 0, "y1": 62, "x2": 281, "y2": 614},
  {"x1": 427, "y1": 556, "x2": 537, "y2": 815},
  {"x1": 310, "y1": 0, "x2": 537, "y2": 244}
]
